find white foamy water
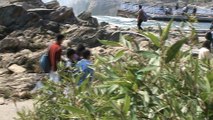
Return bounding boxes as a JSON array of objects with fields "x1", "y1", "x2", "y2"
[{"x1": 94, "y1": 16, "x2": 211, "y2": 30}]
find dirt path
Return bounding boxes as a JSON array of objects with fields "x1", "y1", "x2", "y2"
[{"x1": 0, "y1": 99, "x2": 34, "y2": 120}]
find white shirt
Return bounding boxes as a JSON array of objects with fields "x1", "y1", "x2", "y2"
[{"x1": 198, "y1": 47, "x2": 212, "y2": 60}]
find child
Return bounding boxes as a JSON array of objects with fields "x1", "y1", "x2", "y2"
[
  {"x1": 66, "y1": 48, "x2": 77, "y2": 68},
  {"x1": 76, "y1": 44, "x2": 86, "y2": 61},
  {"x1": 76, "y1": 50, "x2": 94, "y2": 85}
]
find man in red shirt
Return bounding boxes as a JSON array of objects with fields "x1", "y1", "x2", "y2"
[{"x1": 48, "y1": 34, "x2": 64, "y2": 82}]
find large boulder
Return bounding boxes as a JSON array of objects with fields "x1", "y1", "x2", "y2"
[
  {"x1": 7, "y1": 0, "x2": 45, "y2": 10},
  {"x1": 78, "y1": 11, "x2": 99, "y2": 27},
  {"x1": 0, "y1": 37, "x2": 29, "y2": 52},
  {"x1": 49, "y1": 6, "x2": 78, "y2": 24},
  {"x1": 0, "y1": 25, "x2": 10, "y2": 40},
  {"x1": 0, "y1": 5, "x2": 41, "y2": 30},
  {"x1": 45, "y1": 0, "x2": 60, "y2": 9}
]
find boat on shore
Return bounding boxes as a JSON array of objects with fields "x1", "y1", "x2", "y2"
[{"x1": 117, "y1": 2, "x2": 213, "y2": 22}]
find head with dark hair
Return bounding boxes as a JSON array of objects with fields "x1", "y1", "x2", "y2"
[
  {"x1": 139, "y1": 5, "x2": 142, "y2": 9},
  {"x1": 76, "y1": 44, "x2": 86, "y2": 56},
  {"x1": 67, "y1": 48, "x2": 76, "y2": 58},
  {"x1": 202, "y1": 40, "x2": 211, "y2": 50},
  {"x1": 82, "y1": 50, "x2": 91, "y2": 59},
  {"x1": 205, "y1": 31, "x2": 212, "y2": 41},
  {"x1": 56, "y1": 34, "x2": 65, "y2": 45}
]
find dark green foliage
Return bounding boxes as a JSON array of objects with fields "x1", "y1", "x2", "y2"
[{"x1": 16, "y1": 22, "x2": 213, "y2": 120}]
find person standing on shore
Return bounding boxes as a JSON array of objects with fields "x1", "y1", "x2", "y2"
[
  {"x1": 192, "y1": 7, "x2": 197, "y2": 16},
  {"x1": 137, "y1": 5, "x2": 147, "y2": 30},
  {"x1": 48, "y1": 34, "x2": 65, "y2": 82}
]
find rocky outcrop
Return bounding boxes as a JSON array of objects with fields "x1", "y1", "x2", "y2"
[
  {"x1": 0, "y1": 0, "x2": 45, "y2": 10},
  {"x1": 78, "y1": 11, "x2": 99, "y2": 27},
  {"x1": 45, "y1": 0, "x2": 60, "y2": 9},
  {"x1": 0, "y1": 5, "x2": 41, "y2": 31},
  {"x1": 49, "y1": 6, "x2": 78, "y2": 24}
]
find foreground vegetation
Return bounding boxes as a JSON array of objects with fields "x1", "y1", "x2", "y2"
[{"x1": 16, "y1": 22, "x2": 213, "y2": 120}]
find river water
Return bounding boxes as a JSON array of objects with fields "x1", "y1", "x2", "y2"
[
  {"x1": 41, "y1": 0, "x2": 211, "y2": 30},
  {"x1": 94, "y1": 16, "x2": 211, "y2": 30}
]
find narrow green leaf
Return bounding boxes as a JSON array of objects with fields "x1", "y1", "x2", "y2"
[
  {"x1": 99, "y1": 40, "x2": 122, "y2": 47},
  {"x1": 125, "y1": 35, "x2": 140, "y2": 51},
  {"x1": 158, "y1": 23, "x2": 163, "y2": 36},
  {"x1": 63, "y1": 106, "x2": 90, "y2": 116},
  {"x1": 160, "y1": 20, "x2": 173, "y2": 41},
  {"x1": 119, "y1": 34, "x2": 127, "y2": 46},
  {"x1": 207, "y1": 71, "x2": 213, "y2": 81},
  {"x1": 111, "y1": 50, "x2": 125, "y2": 62},
  {"x1": 137, "y1": 50, "x2": 159, "y2": 59},
  {"x1": 142, "y1": 32, "x2": 160, "y2": 47},
  {"x1": 123, "y1": 94, "x2": 131, "y2": 114},
  {"x1": 165, "y1": 38, "x2": 187, "y2": 63},
  {"x1": 138, "y1": 66, "x2": 159, "y2": 73}
]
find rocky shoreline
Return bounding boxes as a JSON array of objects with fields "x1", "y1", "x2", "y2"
[
  {"x1": 0, "y1": 0, "x2": 145, "y2": 100},
  {"x1": 0, "y1": 0, "x2": 208, "y2": 101}
]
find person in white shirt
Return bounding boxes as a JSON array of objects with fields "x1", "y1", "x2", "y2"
[
  {"x1": 76, "y1": 50, "x2": 94, "y2": 85},
  {"x1": 198, "y1": 40, "x2": 212, "y2": 60}
]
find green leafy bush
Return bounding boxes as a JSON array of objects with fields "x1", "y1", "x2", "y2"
[{"x1": 17, "y1": 22, "x2": 213, "y2": 120}]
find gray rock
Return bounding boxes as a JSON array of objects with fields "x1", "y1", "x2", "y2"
[
  {"x1": 9, "y1": 0, "x2": 45, "y2": 10},
  {"x1": 49, "y1": 6, "x2": 78, "y2": 24},
  {"x1": 0, "y1": 5, "x2": 41, "y2": 30},
  {"x1": 0, "y1": 25, "x2": 10, "y2": 40},
  {"x1": 0, "y1": 38, "x2": 29, "y2": 52},
  {"x1": 78, "y1": 11, "x2": 99, "y2": 27},
  {"x1": 27, "y1": 8, "x2": 55, "y2": 19},
  {"x1": 41, "y1": 20, "x2": 60, "y2": 33},
  {"x1": 45, "y1": 0, "x2": 60, "y2": 9},
  {"x1": 8, "y1": 64, "x2": 26, "y2": 73},
  {"x1": 0, "y1": 69, "x2": 9, "y2": 75}
]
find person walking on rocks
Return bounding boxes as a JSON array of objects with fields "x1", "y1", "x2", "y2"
[
  {"x1": 137, "y1": 5, "x2": 147, "y2": 30},
  {"x1": 48, "y1": 34, "x2": 65, "y2": 82}
]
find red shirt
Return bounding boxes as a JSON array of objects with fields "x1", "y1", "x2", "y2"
[{"x1": 49, "y1": 42, "x2": 62, "y2": 71}]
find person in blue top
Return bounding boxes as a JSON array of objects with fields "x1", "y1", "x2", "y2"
[{"x1": 76, "y1": 50, "x2": 94, "y2": 85}]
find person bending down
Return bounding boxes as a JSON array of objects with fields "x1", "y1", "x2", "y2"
[{"x1": 76, "y1": 50, "x2": 94, "y2": 85}]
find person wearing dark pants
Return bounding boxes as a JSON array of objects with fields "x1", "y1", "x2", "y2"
[
  {"x1": 137, "y1": 5, "x2": 146, "y2": 30},
  {"x1": 137, "y1": 19, "x2": 143, "y2": 30}
]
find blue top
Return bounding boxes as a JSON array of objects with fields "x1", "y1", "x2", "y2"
[{"x1": 76, "y1": 59, "x2": 94, "y2": 85}]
